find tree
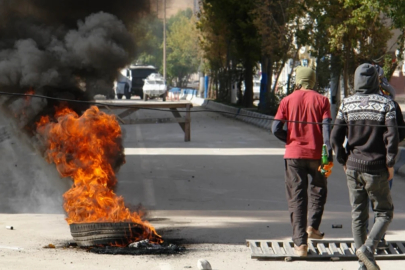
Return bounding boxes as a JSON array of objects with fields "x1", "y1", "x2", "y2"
[
  {"x1": 130, "y1": 14, "x2": 163, "y2": 69},
  {"x1": 253, "y1": 0, "x2": 306, "y2": 113},
  {"x1": 197, "y1": 0, "x2": 237, "y2": 100},
  {"x1": 198, "y1": 0, "x2": 405, "y2": 111},
  {"x1": 166, "y1": 9, "x2": 201, "y2": 87},
  {"x1": 328, "y1": 1, "x2": 391, "y2": 96},
  {"x1": 198, "y1": 0, "x2": 261, "y2": 107}
]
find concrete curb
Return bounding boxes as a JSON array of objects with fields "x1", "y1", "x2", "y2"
[{"x1": 194, "y1": 99, "x2": 273, "y2": 131}]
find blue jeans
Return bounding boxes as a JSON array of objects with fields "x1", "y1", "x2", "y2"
[{"x1": 346, "y1": 169, "x2": 394, "y2": 251}]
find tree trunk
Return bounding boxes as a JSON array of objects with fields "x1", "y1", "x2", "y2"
[
  {"x1": 330, "y1": 53, "x2": 342, "y2": 121},
  {"x1": 286, "y1": 51, "x2": 298, "y2": 94},
  {"x1": 214, "y1": 72, "x2": 218, "y2": 99},
  {"x1": 271, "y1": 58, "x2": 286, "y2": 93},
  {"x1": 243, "y1": 60, "x2": 254, "y2": 107},
  {"x1": 259, "y1": 56, "x2": 269, "y2": 112},
  {"x1": 343, "y1": 52, "x2": 349, "y2": 97}
]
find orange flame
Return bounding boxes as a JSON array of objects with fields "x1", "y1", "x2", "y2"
[
  {"x1": 36, "y1": 105, "x2": 162, "y2": 244},
  {"x1": 25, "y1": 87, "x2": 35, "y2": 102}
]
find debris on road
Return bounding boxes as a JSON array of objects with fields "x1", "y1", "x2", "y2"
[
  {"x1": 197, "y1": 259, "x2": 212, "y2": 270},
  {"x1": 88, "y1": 239, "x2": 186, "y2": 255},
  {"x1": 5, "y1": 226, "x2": 13, "y2": 230},
  {"x1": 129, "y1": 239, "x2": 160, "y2": 249},
  {"x1": 43, "y1": 244, "x2": 56, "y2": 248}
]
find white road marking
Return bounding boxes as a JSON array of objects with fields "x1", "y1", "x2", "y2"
[{"x1": 125, "y1": 148, "x2": 285, "y2": 156}]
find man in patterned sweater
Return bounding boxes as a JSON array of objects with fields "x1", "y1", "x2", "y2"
[{"x1": 331, "y1": 63, "x2": 398, "y2": 270}]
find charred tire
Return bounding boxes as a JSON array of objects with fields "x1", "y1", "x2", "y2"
[
  {"x1": 69, "y1": 222, "x2": 144, "y2": 247},
  {"x1": 117, "y1": 94, "x2": 123, "y2": 99}
]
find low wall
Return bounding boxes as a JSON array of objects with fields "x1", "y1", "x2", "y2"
[{"x1": 197, "y1": 99, "x2": 274, "y2": 131}]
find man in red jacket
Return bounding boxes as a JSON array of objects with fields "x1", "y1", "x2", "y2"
[{"x1": 272, "y1": 66, "x2": 333, "y2": 257}]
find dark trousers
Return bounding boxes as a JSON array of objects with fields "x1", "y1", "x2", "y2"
[
  {"x1": 285, "y1": 159, "x2": 328, "y2": 246},
  {"x1": 346, "y1": 169, "x2": 393, "y2": 251}
]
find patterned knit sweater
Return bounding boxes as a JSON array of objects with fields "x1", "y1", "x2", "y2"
[{"x1": 331, "y1": 94, "x2": 399, "y2": 173}]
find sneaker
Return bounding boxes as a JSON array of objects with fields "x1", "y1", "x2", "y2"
[
  {"x1": 377, "y1": 239, "x2": 388, "y2": 250},
  {"x1": 356, "y1": 245, "x2": 380, "y2": 270},
  {"x1": 307, "y1": 226, "x2": 324, "y2": 239},
  {"x1": 294, "y1": 244, "x2": 308, "y2": 257}
]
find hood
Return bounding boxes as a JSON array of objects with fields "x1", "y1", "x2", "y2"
[
  {"x1": 354, "y1": 63, "x2": 379, "y2": 94},
  {"x1": 295, "y1": 66, "x2": 316, "y2": 89}
]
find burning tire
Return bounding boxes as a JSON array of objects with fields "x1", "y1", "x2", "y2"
[{"x1": 69, "y1": 222, "x2": 145, "y2": 247}]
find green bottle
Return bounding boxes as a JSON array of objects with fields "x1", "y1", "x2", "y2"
[{"x1": 321, "y1": 144, "x2": 328, "y2": 165}]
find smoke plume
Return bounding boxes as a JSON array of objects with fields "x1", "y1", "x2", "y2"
[
  {"x1": 0, "y1": 0, "x2": 150, "y2": 214},
  {"x1": 0, "y1": 0, "x2": 149, "y2": 97}
]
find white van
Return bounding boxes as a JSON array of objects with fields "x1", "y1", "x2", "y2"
[
  {"x1": 114, "y1": 68, "x2": 132, "y2": 99},
  {"x1": 142, "y1": 73, "x2": 167, "y2": 101}
]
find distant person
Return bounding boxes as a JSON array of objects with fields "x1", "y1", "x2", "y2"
[
  {"x1": 331, "y1": 63, "x2": 398, "y2": 270},
  {"x1": 272, "y1": 66, "x2": 333, "y2": 257},
  {"x1": 372, "y1": 55, "x2": 396, "y2": 99}
]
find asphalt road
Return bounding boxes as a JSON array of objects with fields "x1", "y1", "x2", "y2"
[{"x1": 1, "y1": 102, "x2": 405, "y2": 269}]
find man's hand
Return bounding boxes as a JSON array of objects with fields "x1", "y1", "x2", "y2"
[
  {"x1": 343, "y1": 165, "x2": 347, "y2": 173},
  {"x1": 388, "y1": 167, "x2": 394, "y2": 181},
  {"x1": 319, "y1": 162, "x2": 334, "y2": 177}
]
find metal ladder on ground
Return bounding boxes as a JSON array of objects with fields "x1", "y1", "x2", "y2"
[{"x1": 246, "y1": 239, "x2": 405, "y2": 261}]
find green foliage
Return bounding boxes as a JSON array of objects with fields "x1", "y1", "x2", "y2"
[
  {"x1": 130, "y1": 9, "x2": 200, "y2": 85},
  {"x1": 198, "y1": 0, "x2": 405, "y2": 108},
  {"x1": 130, "y1": 14, "x2": 163, "y2": 69},
  {"x1": 166, "y1": 9, "x2": 201, "y2": 87},
  {"x1": 383, "y1": 54, "x2": 399, "y2": 81},
  {"x1": 198, "y1": 0, "x2": 261, "y2": 106},
  {"x1": 383, "y1": 0, "x2": 405, "y2": 29}
]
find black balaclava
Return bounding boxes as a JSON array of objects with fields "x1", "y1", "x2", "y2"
[{"x1": 354, "y1": 63, "x2": 379, "y2": 95}]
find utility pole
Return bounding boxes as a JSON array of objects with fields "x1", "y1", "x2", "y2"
[{"x1": 163, "y1": 0, "x2": 167, "y2": 83}]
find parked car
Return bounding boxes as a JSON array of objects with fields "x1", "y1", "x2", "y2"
[
  {"x1": 114, "y1": 68, "x2": 132, "y2": 99},
  {"x1": 129, "y1": 65, "x2": 157, "y2": 99},
  {"x1": 142, "y1": 73, "x2": 167, "y2": 101}
]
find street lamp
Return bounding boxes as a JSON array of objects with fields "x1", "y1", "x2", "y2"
[{"x1": 163, "y1": 0, "x2": 166, "y2": 83}]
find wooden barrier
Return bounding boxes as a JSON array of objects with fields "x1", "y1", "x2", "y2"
[{"x1": 96, "y1": 100, "x2": 193, "y2": 142}]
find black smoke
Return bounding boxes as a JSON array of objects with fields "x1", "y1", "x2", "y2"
[
  {"x1": 0, "y1": 0, "x2": 151, "y2": 214},
  {"x1": 0, "y1": 0, "x2": 150, "y2": 98}
]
